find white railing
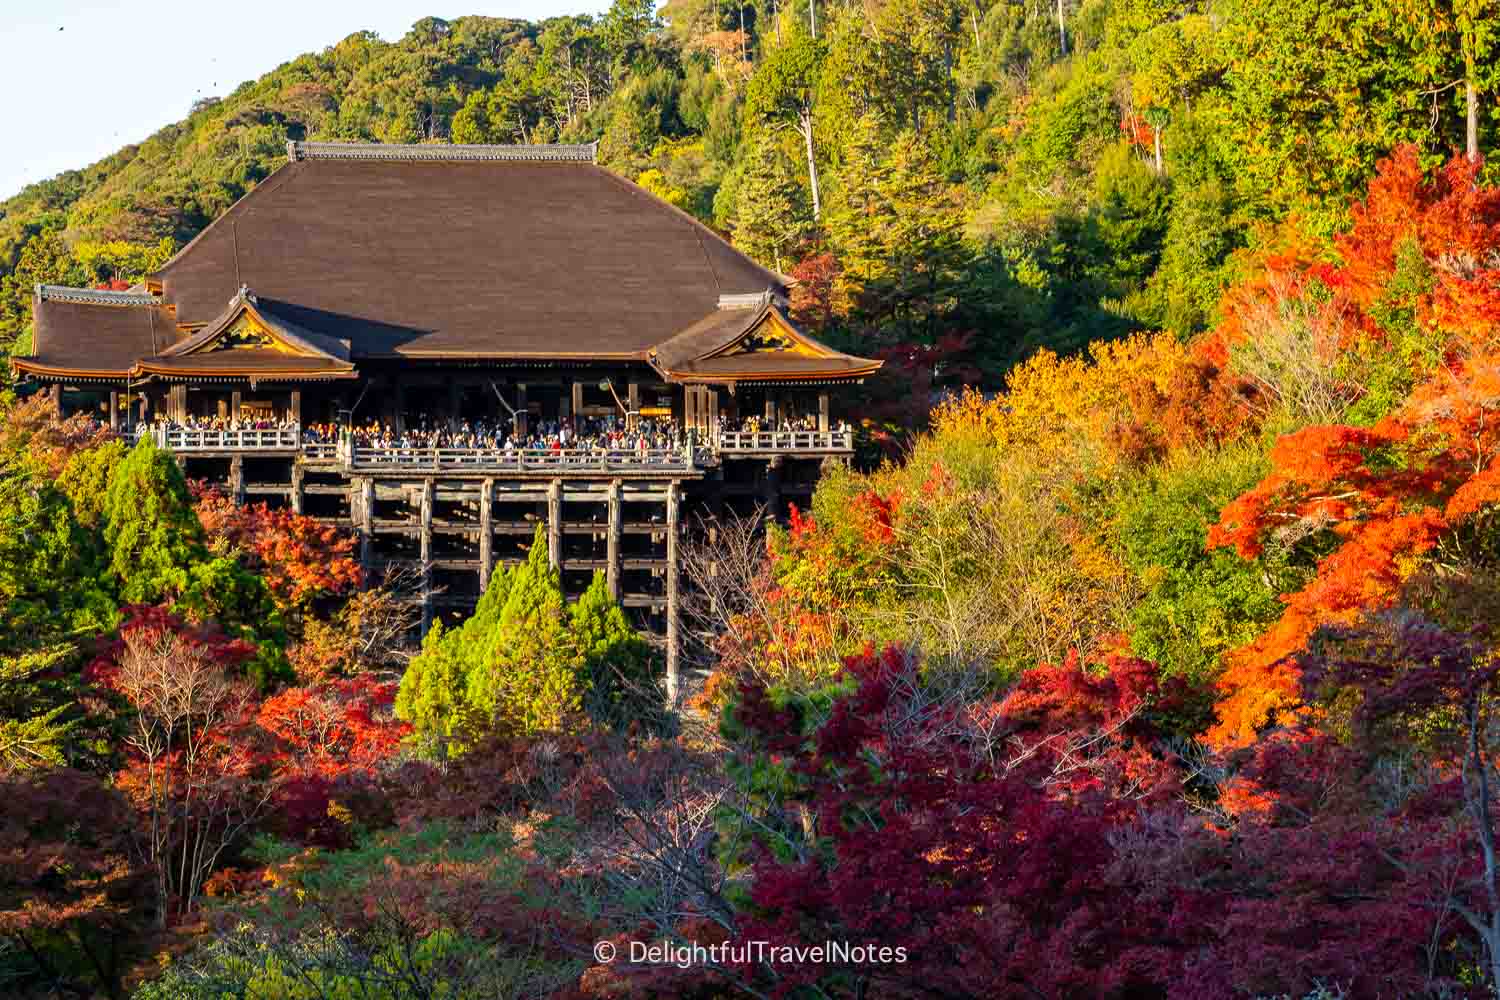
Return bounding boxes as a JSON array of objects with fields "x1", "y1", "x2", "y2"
[
  {"x1": 301, "y1": 441, "x2": 340, "y2": 461},
  {"x1": 127, "y1": 426, "x2": 856, "y2": 462},
  {"x1": 348, "y1": 445, "x2": 696, "y2": 472},
  {"x1": 716, "y1": 429, "x2": 854, "y2": 452},
  {"x1": 132, "y1": 426, "x2": 302, "y2": 451}
]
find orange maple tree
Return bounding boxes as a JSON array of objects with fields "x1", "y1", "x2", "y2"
[
  {"x1": 1206, "y1": 146, "x2": 1500, "y2": 747},
  {"x1": 194, "y1": 488, "x2": 361, "y2": 611}
]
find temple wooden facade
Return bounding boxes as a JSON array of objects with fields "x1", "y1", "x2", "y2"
[{"x1": 11, "y1": 141, "x2": 882, "y2": 697}]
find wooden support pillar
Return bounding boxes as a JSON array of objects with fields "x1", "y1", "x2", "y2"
[
  {"x1": 818, "y1": 391, "x2": 830, "y2": 433},
  {"x1": 229, "y1": 455, "x2": 245, "y2": 505},
  {"x1": 108, "y1": 390, "x2": 120, "y2": 432},
  {"x1": 48, "y1": 384, "x2": 61, "y2": 419},
  {"x1": 356, "y1": 478, "x2": 375, "y2": 577},
  {"x1": 627, "y1": 380, "x2": 640, "y2": 430},
  {"x1": 684, "y1": 386, "x2": 697, "y2": 433},
  {"x1": 515, "y1": 383, "x2": 529, "y2": 438},
  {"x1": 666, "y1": 480, "x2": 681, "y2": 705},
  {"x1": 448, "y1": 381, "x2": 461, "y2": 432},
  {"x1": 762, "y1": 455, "x2": 783, "y2": 517},
  {"x1": 290, "y1": 462, "x2": 305, "y2": 515},
  {"x1": 571, "y1": 380, "x2": 584, "y2": 423},
  {"x1": 419, "y1": 479, "x2": 434, "y2": 636},
  {"x1": 547, "y1": 479, "x2": 563, "y2": 570},
  {"x1": 171, "y1": 385, "x2": 188, "y2": 422},
  {"x1": 706, "y1": 386, "x2": 720, "y2": 437},
  {"x1": 290, "y1": 389, "x2": 302, "y2": 426},
  {"x1": 606, "y1": 480, "x2": 622, "y2": 601},
  {"x1": 479, "y1": 478, "x2": 494, "y2": 592},
  {"x1": 231, "y1": 390, "x2": 243, "y2": 420},
  {"x1": 393, "y1": 379, "x2": 406, "y2": 434},
  {"x1": 764, "y1": 392, "x2": 775, "y2": 424}
]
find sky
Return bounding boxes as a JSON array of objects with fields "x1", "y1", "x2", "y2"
[{"x1": 0, "y1": 0, "x2": 604, "y2": 201}]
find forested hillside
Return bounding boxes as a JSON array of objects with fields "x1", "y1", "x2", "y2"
[{"x1": 3, "y1": 0, "x2": 1493, "y2": 402}]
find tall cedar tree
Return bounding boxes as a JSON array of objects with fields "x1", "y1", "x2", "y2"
[
  {"x1": 102, "y1": 437, "x2": 205, "y2": 604},
  {"x1": 730, "y1": 130, "x2": 810, "y2": 272}
]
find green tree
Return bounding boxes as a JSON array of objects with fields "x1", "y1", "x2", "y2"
[
  {"x1": 1127, "y1": 12, "x2": 1223, "y2": 174},
  {"x1": 0, "y1": 646, "x2": 76, "y2": 770},
  {"x1": 571, "y1": 571, "x2": 659, "y2": 727},
  {"x1": 746, "y1": 30, "x2": 827, "y2": 218},
  {"x1": 0, "y1": 457, "x2": 115, "y2": 645},
  {"x1": 71, "y1": 237, "x2": 175, "y2": 287},
  {"x1": 1395, "y1": 0, "x2": 1500, "y2": 160},
  {"x1": 101, "y1": 437, "x2": 205, "y2": 604},
  {"x1": 396, "y1": 527, "x2": 655, "y2": 752},
  {"x1": 394, "y1": 621, "x2": 478, "y2": 749},
  {"x1": 55, "y1": 438, "x2": 127, "y2": 530},
  {"x1": 1218, "y1": 0, "x2": 1430, "y2": 229},
  {"x1": 0, "y1": 229, "x2": 87, "y2": 364},
  {"x1": 825, "y1": 116, "x2": 968, "y2": 337},
  {"x1": 0, "y1": 454, "x2": 116, "y2": 771},
  {"x1": 731, "y1": 131, "x2": 811, "y2": 271},
  {"x1": 601, "y1": 0, "x2": 661, "y2": 71},
  {"x1": 1088, "y1": 142, "x2": 1170, "y2": 294},
  {"x1": 817, "y1": 0, "x2": 963, "y2": 143},
  {"x1": 1113, "y1": 444, "x2": 1297, "y2": 684}
]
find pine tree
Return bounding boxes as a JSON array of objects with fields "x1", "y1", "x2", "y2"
[
  {"x1": 394, "y1": 620, "x2": 477, "y2": 749},
  {"x1": 824, "y1": 113, "x2": 895, "y2": 287},
  {"x1": 395, "y1": 526, "x2": 657, "y2": 752},
  {"x1": 571, "y1": 571, "x2": 660, "y2": 726},
  {"x1": 731, "y1": 131, "x2": 811, "y2": 272},
  {"x1": 826, "y1": 115, "x2": 966, "y2": 336},
  {"x1": 0, "y1": 645, "x2": 75, "y2": 770},
  {"x1": 465, "y1": 529, "x2": 577, "y2": 731},
  {"x1": 102, "y1": 437, "x2": 206, "y2": 603},
  {"x1": 880, "y1": 130, "x2": 967, "y2": 336}
]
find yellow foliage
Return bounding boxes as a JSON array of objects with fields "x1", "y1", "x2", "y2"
[
  {"x1": 931, "y1": 332, "x2": 1194, "y2": 471},
  {"x1": 635, "y1": 167, "x2": 690, "y2": 209}
]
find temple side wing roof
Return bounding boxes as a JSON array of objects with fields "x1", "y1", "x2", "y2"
[
  {"x1": 650, "y1": 297, "x2": 882, "y2": 383},
  {"x1": 12, "y1": 287, "x2": 178, "y2": 380}
]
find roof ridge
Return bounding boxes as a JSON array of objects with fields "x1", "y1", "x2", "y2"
[
  {"x1": 286, "y1": 140, "x2": 599, "y2": 163},
  {"x1": 718, "y1": 290, "x2": 776, "y2": 310},
  {"x1": 36, "y1": 284, "x2": 159, "y2": 307}
]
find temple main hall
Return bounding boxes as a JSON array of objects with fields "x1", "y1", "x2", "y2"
[{"x1": 11, "y1": 141, "x2": 882, "y2": 695}]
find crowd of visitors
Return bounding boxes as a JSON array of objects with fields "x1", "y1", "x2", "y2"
[
  {"x1": 303, "y1": 415, "x2": 689, "y2": 455},
  {"x1": 723, "y1": 413, "x2": 847, "y2": 435},
  {"x1": 133, "y1": 414, "x2": 298, "y2": 437},
  {"x1": 129, "y1": 412, "x2": 849, "y2": 459}
]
